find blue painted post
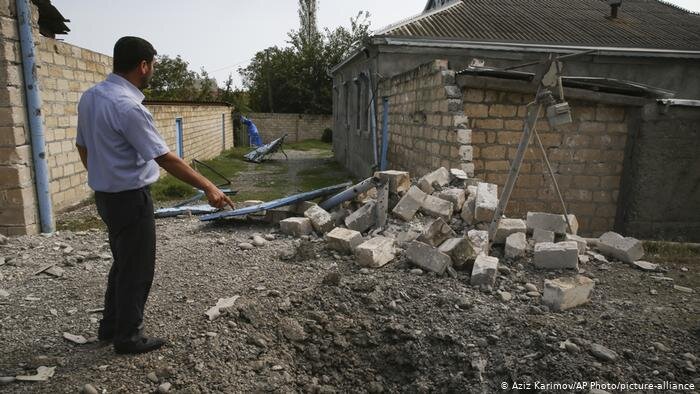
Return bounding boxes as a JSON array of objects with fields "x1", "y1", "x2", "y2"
[
  {"x1": 16, "y1": 0, "x2": 54, "y2": 233},
  {"x1": 380, "y1": 97, "x2": 390, "y2": 171}
]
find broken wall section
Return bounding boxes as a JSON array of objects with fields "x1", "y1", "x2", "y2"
[
  {"x1": 379, "y1": 59, "x2": 474, "y2": 179},
  {"x1": 461, "y1": 82, "x2": 633, "y2": 236}
]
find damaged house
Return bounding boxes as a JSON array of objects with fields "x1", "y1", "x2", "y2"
[{"x1": 331, "y1": 0, "x2": 700, "y2": 240}]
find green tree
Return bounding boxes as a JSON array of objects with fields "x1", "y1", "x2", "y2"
[
  {"x1": 239, "y1": 11, "x2": 371, "y2": 114},
  {"x1": 146, "y1": 55, "x2": 218, "y2": 102}
]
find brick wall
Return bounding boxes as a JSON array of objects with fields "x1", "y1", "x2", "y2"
[
  {"x1": 0, "y1": 2, "x2": 234, "y2": 235},
  {"x1": 464, "y1": 89, "x2": 630, "y2": 235},
  {"x1": 244, "y1": 112, "x2": 332, "y2": 144},
  {"x1": 379, "y1": 60, "x2": 474, "y2": 178}
]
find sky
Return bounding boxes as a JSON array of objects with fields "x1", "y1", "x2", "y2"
[{"x1": 54, "y1": 0, "x2": 700, "y2": 89}]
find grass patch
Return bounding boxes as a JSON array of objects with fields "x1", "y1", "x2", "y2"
[
  {"x1": 150, "y1": 175, "x2": 195, "y2": 201},
  {"x1": 285, "y1": 139, "x2": 332, "y2": 151},
  {"x1": 297, "y1": 159, "x2": 353, "y2": 191},
  {"x1": 56, "y1": 215, "x2": 105, "y2": 232},
  {"x1": 643, "y1": 241, "x2": 700, "y2": 264}
]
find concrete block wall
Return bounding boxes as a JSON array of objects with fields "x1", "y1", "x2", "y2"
[
  {"x1": 464, "y1": 88, "x2": 630, "y2": 235},
  {"x1": 245, "y1": 112, "x2": 332, "y2": 143},
  {"x1": 379, "y1": 59, "x2": 474, "y2": 178},
  {"x1": 149, "y1": 104, "x2": 233, "y2": 162},
  {"x1": 0, "y1": 0, "x2": 39, "y2": 235},
  {"x1": 0, "y1": 2, "x2": 235, "y2": 235}
]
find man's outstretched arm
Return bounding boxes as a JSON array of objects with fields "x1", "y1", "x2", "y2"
[{"x1": 154, "y1": 152, "x2": 234, "y2": 210}]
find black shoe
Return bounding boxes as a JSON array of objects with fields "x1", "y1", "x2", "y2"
[{"x1": 114, "y1": 336, "x2": 166, "y2": 355}]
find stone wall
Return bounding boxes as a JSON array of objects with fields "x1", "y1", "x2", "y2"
[
  {"x1": 243, "y1": 112, "x2": 332, "y2": 145},
  {"x1": 0, "y1": 2, "x2": 234, "y2": 235}
]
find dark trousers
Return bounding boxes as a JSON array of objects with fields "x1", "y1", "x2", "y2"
[{"x1": 95, "y1": 186, "x2": 156, "y2": 343}]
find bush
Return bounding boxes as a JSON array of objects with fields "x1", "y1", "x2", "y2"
[{"x1": 321, "y1": 128, "x2": 333, "y2": 143}]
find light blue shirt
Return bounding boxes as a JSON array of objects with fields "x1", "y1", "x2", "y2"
[{"x1": 76, "y1": 73, "x2": 169, "y2": 193}]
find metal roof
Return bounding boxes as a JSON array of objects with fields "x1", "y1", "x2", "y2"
[{"x1": 377, "y1": 0, "x2": 700, "y2": 51}]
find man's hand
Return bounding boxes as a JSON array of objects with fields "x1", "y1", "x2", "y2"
[{"x1": 204, "y1": 186, "x2": 235, "y2": 210}]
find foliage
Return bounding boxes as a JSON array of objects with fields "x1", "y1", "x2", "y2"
[
  {"x1": 321, "y1": 128, "x2": 333, "y2": 143},
  {"x1": 239, "y1": 11, "x2": 371, "y2": 114},
  {"x1": 146, "y1": 55, "x2": 217, "y2": 101}
]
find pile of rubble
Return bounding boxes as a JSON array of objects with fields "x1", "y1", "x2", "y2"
[{"x1": 239, "y1": 166, "x2": 648, "y2": 312}]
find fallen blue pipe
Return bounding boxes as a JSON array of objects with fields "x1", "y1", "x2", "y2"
[
  {"x1": 200, "y1": 182, "x2": 352, "y2": 221},
  {"x1": 319, "y1": 177, "x2": 376, "y2": 211}
]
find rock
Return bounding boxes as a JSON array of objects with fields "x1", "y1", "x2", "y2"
[
  {"x1": 420, "y1": 195, "x2": 453, "y2": 221},
  {"x1": 345, "y1": 201, "x2": 377, "y2": 233},
  {"x1": 493, "y1": 219, "x2": 526, "y2": 244},
  {"x1": 279, "y1": 217, "x2": 313, "y2": 237},
  {"x1": 532, "y1": 228, "x2": 555, "y2": 244},
  {"x1": 252, "y1": 236, "x2": 267, "y2": 247},
  {"x1": 303, "y1": 205, "x2": 335, "y2": 234},
  {"x1": 505, "y1": 232, "x2": 527, "y2": 259},
  {"x1": 564, "y1": 341, "x2": 581, "y2": 353},
  {"x1": 450, "y1": 168, "x2": 468, "y2": 181},
  {"x1": 534, "y1": 241, "x2": 579, "y2": 270},
  {"x1": 467, "y1": 230, "x2": 489, "y2": 256},
  {"x1": 418, "y1": 218, "x2": 456, "y2": 247},
  {"x1": 82, "y1": 384, "x2": 98, "y2": 394},
  {"x1": 589, "y1": 343, "x2": 618, "y2": 362},
  {"x1": 673, "y1": 285, "x2": 694, "y2": 293},
  {"x1": 157, "y1": 382, "x2": 172, "y2": 393},
  {"x1": 325, "y1": 228, "x2": 363, "y2": 254},
  {"x1": 597, "y1": 231, "x2": 644, "y2": 263},
  {"x1": 280, "y1": 318, "x2": 306, "y2": 342},
  {"x1": 631, "y1": 260, "x2": 661, "y2": 272},
  {"x1": 438, "y1": 237, "x2": 476, "y2": 269},
  {"x1": 374, "y1": 170, "x2": 410, "y2": 194},
  {"x1": 526, "y1": 212, "x2": 568, "y2": 234},
  {"x1": 410, "y1": 268, "x2": 424, "y2": 275},
  {"x1": 525, "y1": 283, "x2": 538, "y2": 292},
  {"x1": 147, "y1": 372, "x2": 159, "y2": 383},
  {"x1": 497, "y1": 291, "x2": 512, "y2": 302},
  {"x1": 417, "y1": 167, "x2": 450, "y2": 193},
  {"x1": 0, "y1": 234, "x2": 7, "y2": 245},
  {"x1": 392, "y1": 186, "x2": 427, "y2": 221},
  {"x1": 460, "y1": 186, "x2": 477, "y2": 225},
  {"x1": 470, "y1": 255, "x2": 498, "y2": 287},
  {"x1": 566, "y1": 214, "x2": 579, "y2": 235},
  {"x1": 322, "y1": 272, "x2": 341, "y2": 286},
  {"x1": 278, "y1": 245, "x2": 297, "y2": 260},
  {"x1": 0, "y1": 289, "x2": 9, "y2": 298},
  {"x1": 652, "y1": 342, "x2": 670, "y2": 352},
  {"x1": 355, "y1": 237, "x2": 396, "y2": 268},
  {"x1": 239, "y1": 242, "x2": 255, "y2": 250},
  {"x1": 542, "y1": 275, "x2": 594, "y2": 311},
  {"x1": 205, "y1": 295, "x2": 240, "y2": 321},
  {"x1": 265, "y1": 206, "x2": 295, "y2": 225},
  {"x1": 405, "y1": 241, "x2": 452, "y2": 275},
  {"x1": 565, "y1": 233, "x2": 587, "y2": 254},
  {"x1": 474, "y1": 182, "x2": 498, "y2": 223},
  {"x1": 63, "y1": 332, "x2": 88, "y2": 344},
  {"x1": 438, "y1": 188, "x2": 466, "y2": 213}
]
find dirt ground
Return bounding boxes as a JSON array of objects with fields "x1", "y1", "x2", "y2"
[{"x1": 1, "y1": 151, "x2": 698, "y2": 393}]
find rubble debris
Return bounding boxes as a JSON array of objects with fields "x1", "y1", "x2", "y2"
[
  {"x1": 345, "y1": 201, "x2": 377, "y2": 233},
  {"x1": 505, "y1": 232, "x2": 527, "y2": 259},
  {"x1": 542, "y1": 275, "x2": 594, "y2": 311},
  {"x1": 0, "y1": 289, "x2": 9, "y2": 298},
  {"x1": 493, "y1": 218, "x2": 526, "y2": 244},
  {"x1": 62, "y1": 332, "x2": 87, "y2": 344},
  {"x1": 420, "y1": 195, "x2": 453, "y2": 221},
  {"x1": 279, "y1": 317, "x2": 306, "y2": 342},
  {"x1": 205, "y1": 296, "x2": 240, "y2": 321},
  {"x1": 597, "y1": 231, "x2": 644, "y2": 264},
  {"x1": 589, "y1": 343, "x2": 618, "y2": 362},
  {"x1": 154, "y1": 204, "x2": 218, "y2": 218},
  {"x1": 470, "y1": 255, "x2": 498, "y2": 287},
  {"x1": 566, "y1": 214, "x2": 579, "y2": 235},
  {"x1": 158, "y1": 382, "x2": 172, "y2": 393},
  {"x1": 325, "y1": 228, "x2": 363, "y2": 254},
  {"x1": 532, "y1": 228, "x2": 555, "y2": 244},
  {"x1": 526, "y1": 212, "x2": 568, "y2": 235},
  {"x1": 375, "y1": 181, "x2": 390, "y2": 228},
  {"x1": 373, "y1": 170, "x2": 410, "y2": 194},
  {"x1": 320, "y1": 178, "x2": 375, "y2": 211},
  {"x1": 15, "y1": 366, "x2": 56, "y2": 382},
  {"x1": 468, "y1": 230, "x2": 489, "y2": 256},
  {"x1": 303, "y1": 205, "x2": 335, "y2": 234},
  {"x1": 438, "y1": 238, "x2": 476, "y2": 270},
  {"x1": 534, "y1": 241, "x2": 579, "y2": 270},
  {"x1": 0, "y1": 234, "x2": 8, "y2": 245},
  {"x1": 405, "y1": 241, "x2": 451, "y2": 275},
  {"x1": 474, "y1": 182, "x2": 498, "y2": 222},
  {"x1": 355, "y1": 237, "x2": 396, "y2": 268},
  {"x1": 449, "y1": 168, "x2": 468, "y2": 181},
  {"x1": 417, "y1": 167, "x2": 450, "y2": 193},
  {"x1": 565, "y1": 233, "x2": 588, "y2": 254},
  {"x1": 239, "y1": 242, "x2": 255, "y2": 250},
  {"x1": 417, "y1": 218, "x2": 456, "y2": 247},
  {"x1": 392, "y1": 186, "x2": 427, "y2": 221},
  {"x1": 437, "y1": 189, "x2": 466, "y2": 213},
  {"x1": 460, "y1": 185, "x2": 477, "y2": 225},
  {"x1": 252, "y1": 235, "x2": 268, "y2": 247},
  {"x1": 82, "y1": 384, "x2": 98, "y2": 394},
  {"x1": 631, "y1": 260, "x2": 661, "y2": 272},
  {"x1": 279, "y1": 218, "x2": 313, "y2": 237},
  {"x1": 673, "y1": 285, "x2": 694, "y2": 294}
]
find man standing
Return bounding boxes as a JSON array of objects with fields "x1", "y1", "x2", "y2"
[{"x1": 76, "y1": 37, "x2": 234, "y2": 355}]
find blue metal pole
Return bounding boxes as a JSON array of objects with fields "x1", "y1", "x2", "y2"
[
  {"x1": 380, "y1": 97, "x2": 390, "y2": 171},
  {"x1": 16, "y1": 0, "x2": 54, "y2": 233}
]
